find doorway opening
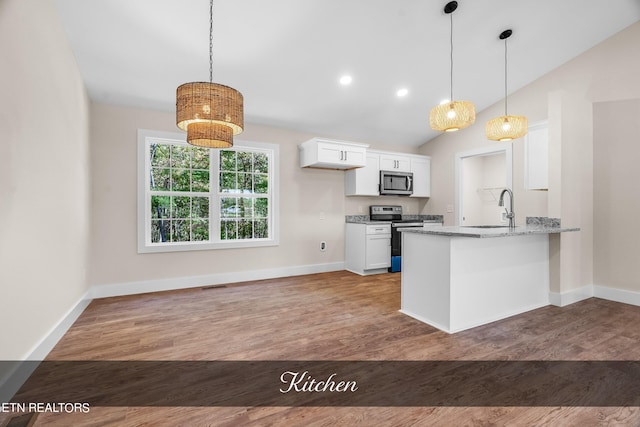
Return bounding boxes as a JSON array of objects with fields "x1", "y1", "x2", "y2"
[{"x1": 455, "y1": 145, "x2": 513, "y2": 226}]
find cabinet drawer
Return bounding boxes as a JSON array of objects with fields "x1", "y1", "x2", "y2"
[{"x1": 366, "y1": 224, "x2": 391, "y2": 235}]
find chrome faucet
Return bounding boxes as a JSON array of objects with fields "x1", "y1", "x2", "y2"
[{"x1": 498, "y1": 188, "x2": 515, "y2": 229}]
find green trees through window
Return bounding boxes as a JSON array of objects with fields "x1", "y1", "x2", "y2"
[
  {"x1": 146, "y1": 140, "x2": 273, "y2": 246},
  {"x1": 218, "y1": 150, "x2": 270, "y2": 240}
]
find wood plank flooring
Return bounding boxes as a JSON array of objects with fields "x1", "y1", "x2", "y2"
[{"x1": 4, "y1": 271, "x2": 640, "y2": 426}]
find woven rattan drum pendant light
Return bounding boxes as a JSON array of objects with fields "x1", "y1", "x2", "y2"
[
  {"x1": 486, "y1": 29, "x2": 527, "y2": 141},
  {"x1": 176, "y1": 0, "x2": 243, "y2": 148},
  {"x1": 430, "y1": 1, "x2": 475, "y2": 132}
]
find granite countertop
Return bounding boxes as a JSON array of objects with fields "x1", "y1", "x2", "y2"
[
  {"x1": 346, "y1": 215, "x2": 444, "y2": 224},
  {"x1": 346, "y1": 220, "x2": 392, "y2": 225},
  {"x1": 398, "y1": 217, "x2": 579, "y2": 238}
]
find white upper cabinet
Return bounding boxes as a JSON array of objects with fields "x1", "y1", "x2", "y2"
[
  {"x1": 345, "y1": 150, "x2": 431, "y2": 198},
  {"x1": 410, "y1": 156, "x2": 431, "y2": 198},
  {"x1": 345, "y1": 152, "x2": 380, "y2": 196},
  {"x1": 379, "y1": 153, "x2": 411, "y2": 172},
  {"x1": 299, "y1": 137, "x2": 368, "y2": 170},
  {"x1": 524, "y1": 122, "x2": 549, "y2": 190}
]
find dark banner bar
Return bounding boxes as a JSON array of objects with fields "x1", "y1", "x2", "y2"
[{"x1": 4, "y1": 361, "x2": 640, "y2": 407}]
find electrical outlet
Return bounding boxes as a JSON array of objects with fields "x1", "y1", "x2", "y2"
[
  {"x1": 446, "y1": 204, "x2": 454, "y2": 213},
  {"x1": 320, "y1": 241, "x2": 327, "y2": 252}
]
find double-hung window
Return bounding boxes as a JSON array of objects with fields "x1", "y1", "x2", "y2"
[{"x1": 137, "y1": 130, "x2": 279, "y2": 253}]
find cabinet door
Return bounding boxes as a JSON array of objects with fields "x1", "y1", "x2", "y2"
[
  {"x1": 380, "y1": 155, "x2": 411, "y2": 172},
  {"x1": 342, "y1": 147, "x2": 366, "y2": 166},
  {"x1": 365, "y1": 235, "x2": 391, "y2": 269},
  {"x1": 316, "y1": 142, "x2": 344, "y2": 164},
  {"x1": 524, "y1": 123, "x2": 548, "y2": 190},
  {"x1": 410, "y1": 157, "x2": 431, "y2": 198},
  {"x1": 299, "y1": 138, "x2": 368, "y2": 169},
  {"x1": 345, "y1": 153, "x2": 380, "y2": 196}
]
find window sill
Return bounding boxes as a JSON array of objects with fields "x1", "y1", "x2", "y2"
[{"x1": 137, "y1": 238, "x2": 279, "y2": 254}]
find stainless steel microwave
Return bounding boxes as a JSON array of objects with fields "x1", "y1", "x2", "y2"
[{"x1": 379, "y1": 170, "x2": 413, "y2": 196}]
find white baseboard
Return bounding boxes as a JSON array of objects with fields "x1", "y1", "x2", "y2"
[
  {"x1": 549, "y1": 285, "x2": 594, "y2": 307},
  {"x1": 549, "y1": 284, "x2": 640, "y2": 308},
  {"x1": 0, "y1": 292, "x2": 91, "y2": 403},
  {"x1": 91, "y1": 262, "x2": 345, "y2": 299},
  {"x1": 594, "y1": 284, "x2": 640, "y2": 307}
]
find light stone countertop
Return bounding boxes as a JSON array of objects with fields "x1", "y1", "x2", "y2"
[
  {"x1": 398, "y1": 224, "x2": 579, "y2": 238},
  {"x1": 345, "y1": 215, "x2": 444, "y2": 225}
]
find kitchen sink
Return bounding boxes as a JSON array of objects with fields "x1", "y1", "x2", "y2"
[{"x1": 462, "y1": 225, "x2": 511, "y2": 228}]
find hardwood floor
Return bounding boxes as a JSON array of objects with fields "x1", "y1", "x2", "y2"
[{"x1": 4, "y1": 271, "x2": 640, "y2": 426}]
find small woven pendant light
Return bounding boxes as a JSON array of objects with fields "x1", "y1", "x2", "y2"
[
  {"x1": 486, "y1": 29, "x2": 527, "y2": 141},
  {"x1": 430, "y1": 1, "x2": 476, "y2": 132},
  {"x1": 176, "y1": 0, "x2": 243, "y2": 148}
]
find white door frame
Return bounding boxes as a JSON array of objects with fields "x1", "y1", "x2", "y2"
[{"x1": 454, "y1": 144, "x2": 513, "y2": 226}]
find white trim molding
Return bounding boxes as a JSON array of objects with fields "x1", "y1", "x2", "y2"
[
  {"x1": 0, "y1": 293, "x2": 91, "y2": 403},
  {"x1": 549, "y1": 285, "x2": 594, "y2": 307},
  {"x1": 593, "y1": 285, "x2": 640, "y2": 307}
]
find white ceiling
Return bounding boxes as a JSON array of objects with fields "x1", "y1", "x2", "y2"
[{"x1": 53, "y1": 0, "x2": 640, "y2": 147}]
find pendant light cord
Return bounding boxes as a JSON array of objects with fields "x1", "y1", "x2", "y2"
[
  {"x1": 209, "y1": 0, "x2": 213, "y2": 84},
  {"x1": 504, "y1": 37, "x2": 508, "y2": 115},
  {"x1": 449, "y1": 12, "x2": 454, "y2": 102}
]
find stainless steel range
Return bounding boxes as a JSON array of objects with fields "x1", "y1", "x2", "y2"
[{"x1": 369, "y1": 205, "x2": 427, "y2": 272}]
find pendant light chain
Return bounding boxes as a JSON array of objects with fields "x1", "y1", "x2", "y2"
[{"x1": 209, "y1": 0, "x2": 213, "y2": 84}]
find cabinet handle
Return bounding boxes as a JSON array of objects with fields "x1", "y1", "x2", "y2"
[
  {"x1": 340, "y1": 150, "x2": 344, "y2": 161},
  {"x1": 345, "y1": 151, "x2": 348, "y2": 161}
]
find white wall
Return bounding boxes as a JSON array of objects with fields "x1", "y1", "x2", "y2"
[
  {"x1": 481, "y1": 154, "x2": 507, "y2": 224},
  {"x1": 89, "y1": 104, "x2": 336, "y2": 288},
  {"x1": 420, "y1": 21, "x2": 640, "y2": 293},
  {"x1": 0, "y1": 0, "x2": 90, "y2": 359},
  {"x1": 88, "y1": 103, "x2": 420, "y2": 291},
  {"x1": 593, "y1": 99, "x2": 640, "y2": 292}
]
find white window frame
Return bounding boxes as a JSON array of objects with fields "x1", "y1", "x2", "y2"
[{"x1": 137, "y1": 129, "x2": 280, "y2": 253}]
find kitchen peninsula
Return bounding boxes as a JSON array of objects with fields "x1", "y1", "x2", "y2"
[{"x1": 399, "y1": 217, "x2": 579, "y2": 333}]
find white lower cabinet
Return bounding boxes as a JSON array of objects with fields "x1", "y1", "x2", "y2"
[
  {"x1": 365, "y1": 233, "x2": 392, "y2": 269},
  {"x1": 345, "y1": 223, "x2": 391, "y2": 275}
]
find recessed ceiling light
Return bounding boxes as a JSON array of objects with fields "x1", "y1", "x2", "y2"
[
  {"x1": 397, "y1": 88, "x2": 409, "y2": 97},
  {"x1": 339, "y1": 75, "x2": 353, "y2": 85}
]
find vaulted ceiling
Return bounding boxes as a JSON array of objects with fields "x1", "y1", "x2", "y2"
[{"x1": 54, "y1": 0, "x2": 640, "y2": 146}]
